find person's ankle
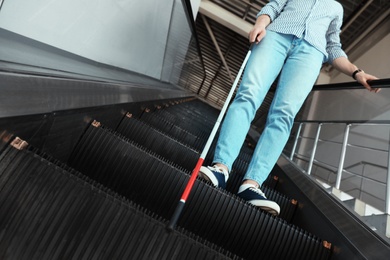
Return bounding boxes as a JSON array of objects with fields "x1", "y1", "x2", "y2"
[
  {"x1": 213, "y1": 163, "x2": 228, "y2": 173},
  {"x1": 241, "y1": 179, "x2": 259, "y2": 188}
]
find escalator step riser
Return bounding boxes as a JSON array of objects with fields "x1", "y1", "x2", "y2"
[
  {"x1": 116, "y1": 116, "x2": 200, "y2": 172},
  {"x1": 153, "y1": 103, "x2": 217, "y2": 128},
  {"x1": 151, "y1": 116, "x2": 201, "y2": 148},
  {"x1": 78, "y1": 124, "x2": 295, "y2": 220},
  {"x1": 141, "y1": 103, "x2": 227, "y2": 153},
  {"x1": 0, "y1": 146, "x2": 241, "y2": 260},
  {"x1": 116, "y1": 117, "x2": 286, "y2": 211},
  {"x1": 116, "y1": 116, "x2": 255, "y2": 186},
  {"x1": 69, "y1": 127, "x2": 184, "y2": 216},
  {"x1": 68, "y1": 126, "x2": 331, "y2": 260},
  {"x1": 139, "y1": 113, "x2": 207, "y2": 150},
  {"x1": 117, "y1": 121, "x2": 286, "y2": 216},
  {"x1": 155, "y1": 109, "x2": 214, "y2": 135}
]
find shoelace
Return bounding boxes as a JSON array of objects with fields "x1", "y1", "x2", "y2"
[{"x1": 249, "y1": 187, "x2": 267, "y2": 199}]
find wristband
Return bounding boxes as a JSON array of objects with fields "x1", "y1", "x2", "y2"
[{"x1": 352, "y1": 69, "x2": 363, "y2": 80}]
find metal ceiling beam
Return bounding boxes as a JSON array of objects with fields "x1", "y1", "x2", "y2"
[
  {"x1": 201, "y1": 14, "x2": 234, "y2": 83},
  {"x1": 344, "y1": 8, "x2": 390, "y2": 53},
  {"x1": 341, "y1": 0, "x2": 374, "y2": 34},
  {"x1": 199, "y1": 0, "x2": 253, "y2": 38}
]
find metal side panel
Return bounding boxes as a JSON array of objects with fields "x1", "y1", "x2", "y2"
[
  {"x1": 273, "y1": 155, "x2": 390, "y2": 259},
  {"x1": 0, "y1": 72, "x2": 190, "y2": 118},
  {"x1": 0, "y1": 71, "x2": 193, "y2": 161}
]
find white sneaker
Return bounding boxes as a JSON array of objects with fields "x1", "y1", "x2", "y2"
[
  {"x1": 238, "y1": 184, "x2": 280, "y2": 216},
  {"x1": 198, "y1": 165, "x2": 228, "y2": 188}
]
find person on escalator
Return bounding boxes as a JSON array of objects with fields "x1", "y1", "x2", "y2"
[{"x1": 198, "y1": 0, "x2": 380, "y2": 216}]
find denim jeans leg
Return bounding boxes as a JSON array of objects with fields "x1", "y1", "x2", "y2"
[
  {"x1": 243, "y1": 38, "x2": 325, "y2": 185},
  {"x1": 213, "y1": 31, "x2": 291, "y2": 172}
]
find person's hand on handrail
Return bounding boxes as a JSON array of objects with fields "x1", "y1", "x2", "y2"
[
  {"x1": 354, "y1": 70, "x2": 381, "y2": 93},
  {"x1": 332, "y1": 56, "x2": 381, "y2": 93}
]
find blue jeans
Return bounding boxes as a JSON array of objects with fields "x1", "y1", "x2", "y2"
[{"x1": 213, "y1": 30, "x2": 324, "y2": 186}]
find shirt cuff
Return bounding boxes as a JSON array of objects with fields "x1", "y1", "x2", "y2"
[
  {"x1": 327, "y1": 49, "x2": 347, "y2": 64},
  {"x1": 256, "y1": 6, "x2": 278, "y2": 21}
]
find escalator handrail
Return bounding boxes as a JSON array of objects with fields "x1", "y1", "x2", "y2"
[
  {"x1": 294, "y1": 119, "x2": 390, "y2": 124},
  {"x1": 181, "y1": 0, "x2": 207, "y2": 94},
  {"x1": 312, "y1": 78, "x2": 390, "y2": 91}
]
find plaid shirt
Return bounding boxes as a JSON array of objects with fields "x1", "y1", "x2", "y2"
[{"x1": 258, "y1": 0, "x2": 347, "y2": 64}]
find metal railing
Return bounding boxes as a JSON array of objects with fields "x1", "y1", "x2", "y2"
[
  {"x1": 283, "y1": 78, "x2": 390, "y2": 240},
  {"x1": 287, "y1": 120, "x2": 390, "y2": 215},
  {"x1": 292, "y1": 153, "x2": 387, "y2": 203}
]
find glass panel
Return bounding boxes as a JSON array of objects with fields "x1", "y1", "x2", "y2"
[{"x1": 0, "y1": 0, "x2": 204, "y2": 87}]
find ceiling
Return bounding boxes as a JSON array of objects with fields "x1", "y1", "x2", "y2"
[{"x1": 179, "y1": 0, "x2": 390, "y2": 130}]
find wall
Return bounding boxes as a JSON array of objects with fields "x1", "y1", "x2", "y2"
[
  {"x1": 0, "y1": 0, "x2": 201, "y2": 82},
  {"x1": 331, "y1": 33, "x2": 390, "y2": 84},
  {"x1": 307, "y1": 33, "x2": 390, "y2": 122}
]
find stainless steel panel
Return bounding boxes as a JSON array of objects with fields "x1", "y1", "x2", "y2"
[
  {"x1": 0, "y1": 72, "x2": 190, "y2": 118},
  {"x1": 0, "y1": 72, "x2": 193, "y2": 161}
]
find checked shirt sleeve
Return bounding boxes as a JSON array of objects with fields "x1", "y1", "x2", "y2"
[
  {"x1": 257, "y1": 0, "x2": 288, "y2": 21},
  {"x1": 326, "y1": 5, "x2": 347, "y2": 64}
]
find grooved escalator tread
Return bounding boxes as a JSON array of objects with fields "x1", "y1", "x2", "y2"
[
  {"x1": 115, "y1": 115, "x2": 297, "y2": 221},
  {"x1": 0, "y1": 144, "x2": 241, "y2": 260},
  {"x1": 68, "y1": 124, "x2": 331, "y2": 260},
  {"x1": 116, "y1": 115, "x2": 200, "y2": 172}
]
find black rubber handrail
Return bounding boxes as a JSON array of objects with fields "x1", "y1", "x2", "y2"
[
  {"x1": 181, "y1": 0, "x2": 208, "y2": 95},
  {"x1": 294, "y1": 119, "x2": 390, "y2": 124},
  {"x1": 312, "y1": 78, "x2": 390, "y2": 91}
]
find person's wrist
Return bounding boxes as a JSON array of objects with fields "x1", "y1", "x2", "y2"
[
  {"x1": 256, "y1": 14, "x2": 271, "y2": 26},
  {"x1": 352, "y1": 69, "x2": 364, "y2": 80}
]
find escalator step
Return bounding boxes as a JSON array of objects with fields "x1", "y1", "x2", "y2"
[
  {"x1": 76, "y1": 122, "x2": 295, "y2": 221},
  {"x1": 116, "y1": 116, "x2": 295, "y2": 219},
  {"x1": 136, "y1": 102, "x2": 257, "y2": 177},
  {"x1": 140, "y1": 110, "x2": 205, "y2": 151},
  {"x1": 139, "y1": 100, "x2": 218, "y2": 151},
  {"x1": 116, "y1": 115, "x2": 200, "y2": 172},
  {"x1": 140, "y1": 111, "x2": 204, "y2": 151},
  {"x1": 152, "y1": 99, "x2": 218, "y2": 132},
  {"x1": 0, "y1": 143, "x2": 241, "y2": 260},
  {"x1": 68, "y1": 124, "x2": 331, "y2": 260}
]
